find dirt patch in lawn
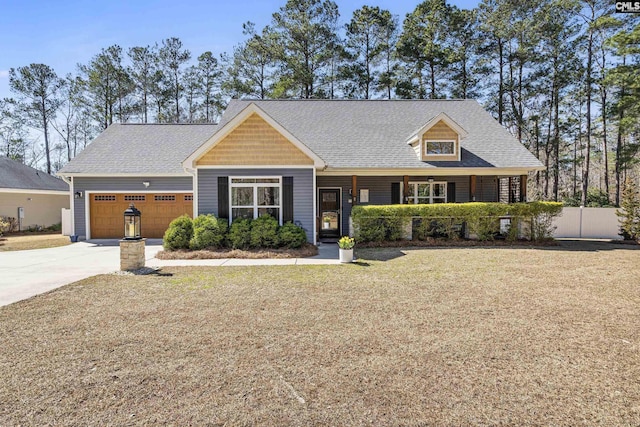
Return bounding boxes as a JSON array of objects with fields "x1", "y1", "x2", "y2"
[
  {"x1": 1, "y1": 241, "x2": 639, "y2": 425},
  {"x1": 0, "y1": 233, "x2": 70, "y2": 251},
  {"x1": 156, "y1": 243, "x2": 318, "y2": 259}
]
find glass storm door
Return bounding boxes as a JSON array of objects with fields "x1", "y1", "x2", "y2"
[{"x1": 319, "y1": 189, "x2": 340, "y2": 239}]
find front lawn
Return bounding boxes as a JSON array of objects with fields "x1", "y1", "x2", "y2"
[
  {"x1": 1, "y1": 241, "x2": 639, "y2": 425},
  {"x1": 0, "y1": 233, "x2": 70, "y2": 251}
]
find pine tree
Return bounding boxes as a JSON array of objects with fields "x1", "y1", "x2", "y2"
[{"x1": 616, "y1": 178, "x2": 640, "y2": 240}]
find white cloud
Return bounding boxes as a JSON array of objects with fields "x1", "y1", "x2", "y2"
[{"x1": 0, "y1": 70, "x2": 8, "y2": 79}]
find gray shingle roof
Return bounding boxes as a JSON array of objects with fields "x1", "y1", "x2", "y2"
[
  {"x1": 0, "y1": 157, "x2": 68, "y2": 191},
  {"x1": 60, "y1": 100, "x2": 543, "y2": 175},
  {"x1": 219, "y1": 99, "x2": 543, "y2": 170},
  {"x1": 58, "y1": 124, "x2": 218, "y2": 175}
]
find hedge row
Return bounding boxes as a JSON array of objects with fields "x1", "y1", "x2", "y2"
[
  {"x1": 351, "y1": 202, "x2": 563, "y2": 243},
  {"x1": 163, "y1": 214, "x2": 307, "y2": 251}
]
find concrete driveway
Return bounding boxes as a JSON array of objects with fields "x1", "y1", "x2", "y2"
[
  {"x1": 0, "y1": 240, "x2": 163, "y2": 307},
  {"x1": 0, "y1": 240, "x2": 340, "y2": 307}
]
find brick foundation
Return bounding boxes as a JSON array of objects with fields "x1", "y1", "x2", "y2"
[{"x1": 120, "y1": 239, "x2": 146, "y2": 271}]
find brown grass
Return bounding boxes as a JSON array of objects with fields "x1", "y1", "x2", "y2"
[
  {"x1": 156, "y1": 243, "x2": 318, "y2": 259},
  {"x1": 0, "y1": 233, "x2": 70, "y2": 251},
  {"x1": 1, "y1": 240, "x2": 639, "y2": 426}
]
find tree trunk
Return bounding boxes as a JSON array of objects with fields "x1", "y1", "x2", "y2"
[
  {"x1": 497, "y1": 38, "x2": 504, "y2": 125},
  {"x1": 581, "y1": 32, "x2": 593, "y2": 207}
]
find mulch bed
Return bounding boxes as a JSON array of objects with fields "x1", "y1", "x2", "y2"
[
  {"x1": 357, "y1": 238, "x2": 560, "y2": 248},
  {"x1": 155, "y1": 243, "x2": 318, "y2": 259}
]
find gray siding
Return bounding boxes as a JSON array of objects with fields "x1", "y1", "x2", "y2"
[
  {"x1": 198, "y1": 168, "x2": 315, "y2": 242},
  {"x1": 73, "y1": 176, "x2": 192, "y2": 238},
  {"x1": 477, "y1": 176, "x2": 499, "y2": 202}
]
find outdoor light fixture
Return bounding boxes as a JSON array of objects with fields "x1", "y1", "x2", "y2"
[
  {"x1": 142, "y1": 181, "x2": 150, "y2": 188},
  {"x1": 123, "y1": 203, "x2": 141, "y2": 240},
  {"x1": 74, "y1": 191, "x2": 83, "y2": 199}
]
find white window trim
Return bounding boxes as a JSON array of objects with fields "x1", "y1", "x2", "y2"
[
  {"x1": 424, "y1": 140, "x2": 456, "y2": 156},
  {"x1": 229, "y1": 176, "x2": 283, "y2": 224},
  {"x1": 407, "y1": 181, "x2": 448, "y2": 204}
]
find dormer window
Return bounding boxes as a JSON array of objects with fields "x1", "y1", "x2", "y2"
[
  {"x1": 425, "y1": 140, "x2": 455, "y2": 156},
  {"x1": 406, "y1": 112, "x2": 467, "y2": 162}
]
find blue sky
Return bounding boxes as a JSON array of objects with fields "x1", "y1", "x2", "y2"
[{"x1": 0, "y1": 0, "x2": 479, "y2": 100}]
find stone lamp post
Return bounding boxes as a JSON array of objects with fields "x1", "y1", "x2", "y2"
[{"x1": 120, "y1": 203, "x2": 145, "y2": 271}]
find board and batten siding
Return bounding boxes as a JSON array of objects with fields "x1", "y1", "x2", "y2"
[
  {"x1": 197, "y1": 168, "x2": 315, "y2": 243},
  {"x1": 73, "y1": 176, "x2": 192, "y2": 238}
]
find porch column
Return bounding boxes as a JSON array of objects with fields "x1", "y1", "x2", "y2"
[
  {"x1": 403, "y1": 175, "x2": 409, "y2": 204},
  {"x1": 469, "y1": 175, "x2": 477, "y2": 202},
  {"x1": 520, "y1": 174, "x2": 528, "y2": 202},
  {"x1": 352, "y1": 175, "x2": 357, "y2": 205}
]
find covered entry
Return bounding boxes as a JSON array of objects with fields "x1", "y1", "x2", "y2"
[{"x1": 89, "y1": 193, "x2": 193, "y2": 238}]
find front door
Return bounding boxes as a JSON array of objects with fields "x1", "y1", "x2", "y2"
[{"x1": 319, "y1": 189, "x2": 341, "y2": 240}]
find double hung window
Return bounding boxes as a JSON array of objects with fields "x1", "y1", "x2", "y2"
[
  {"x1": 230, "y1": 177, "x2": 281, "y2": 222},
  {"x1": 407, "y1": 182, "x2": 447, "y2": 204}
]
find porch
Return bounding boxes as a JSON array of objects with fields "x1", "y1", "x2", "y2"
[{"x1": 316, "y1": 174, "x2": 529, "y2": 241}]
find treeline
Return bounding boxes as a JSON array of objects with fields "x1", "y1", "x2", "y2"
[{"x1": 1, "y1": 0, "x2": 639, "y2": 206}]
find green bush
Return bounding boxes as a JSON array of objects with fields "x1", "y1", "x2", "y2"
[
  {"x1": 46, "y1": 222, "x2": 62, "y2": 232},
  {"x1": 163, "y1": 215, "x2": 193, "y2": 250},
  {"x1": 278, "y1": 222, "x2": 307, "y2": 248},
  {"x1": 228, "y1": 218, "x2": 252, "y2": 249},
  {"x1": 351, "y1": 202, "x2": 563, "y2": 243},
  {"x1": 250, "y1": 215, "x2": 279, "y2": 248},
  {"x1": 190, "y1": 214, "x2": 228, "y2": 250}
]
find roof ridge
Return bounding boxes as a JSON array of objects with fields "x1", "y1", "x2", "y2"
[
  {"x1": 235, "y1": 98, "x2": 474, "y2": 102},
  {"x1": 117, "y1": 123, "x2": 218, "y2": 126}
]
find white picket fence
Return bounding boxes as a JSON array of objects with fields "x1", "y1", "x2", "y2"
[{"x1": 553, "y1": 207, "x2": 622, "y2": 240}]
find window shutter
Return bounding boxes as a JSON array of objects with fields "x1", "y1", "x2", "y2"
[
  {"x1": 391, "y1": 182, "x2": 401, "y2": 204},
  {"x1": 283, "y1": 177, "x2": 294, "y2": 223},
  {"x1": 218, "y1": 176, "x2": 229, "y2": 219},
  {"x1": 447, "y1": 182, "x2": 456, "y2": 203}
]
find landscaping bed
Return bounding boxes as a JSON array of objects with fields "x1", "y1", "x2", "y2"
[
  {"x1": 356, "y1": 237, "x2": 560, "y2": 248},
  {"x1": 156, "y1": 243, "x2": 318, "y2": 259}
]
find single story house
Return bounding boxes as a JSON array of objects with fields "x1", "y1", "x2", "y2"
[
  {"x1": 0, "y1": 156, "x2": 69, "y2": 231},
  {"x1": 58, "y1": 100, "x2": 544, "y2": 243}
]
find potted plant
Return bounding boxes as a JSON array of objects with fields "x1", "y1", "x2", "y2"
[
  {"x1": 322, "y1": 214, "x2": 332, "y2": 229},
  {"x1": 338, "y1": 236, "x2": 355, "y2": 263}
]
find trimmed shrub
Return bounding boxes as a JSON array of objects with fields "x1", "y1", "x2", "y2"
[
  {"x1": 278, "y1": 222, "x2": 307, "y2": 248},
  {"x1": 163, "y1": 215, "x2": 193, "y2": 250},
  {"x1": 351, "y1": 202, "x2": 563, "y2": 243},
  {"x1": 228, "y1": 218, "x2": 252, "y2": 249},
  {"x1": 250, "y1": 215, "x2": 279, "y2": 248},
  {"x1": 190, "y1": 214, "x2": 228, "y2": 250},
  {"x1": 354, "y1": 217, "x2": 386, "y2": 242}
]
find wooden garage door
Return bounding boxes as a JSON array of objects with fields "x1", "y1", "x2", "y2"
[{"x1": 90, "y1": 193, "x2": 193, "y2": 239}]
